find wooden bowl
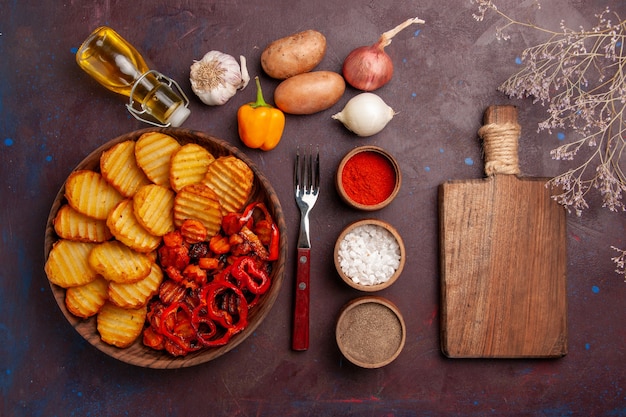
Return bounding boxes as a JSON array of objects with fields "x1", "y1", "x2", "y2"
[
  {"x1": 334, "y1": 219, "x2": 405, "y2": 292},
  {"x1": 335, "y1": 146, "x2": 401, "y2": 211},
  {"x1": 44, "y1": 127, "x2": 287, "y2": 368},
  {"x1": 336, "y1": 296, "x2": 406, "y2": 368}
]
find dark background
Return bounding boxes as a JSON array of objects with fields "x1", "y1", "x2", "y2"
[{"x1": 2, "y1": 0, "x2": 624, "y2": 415}]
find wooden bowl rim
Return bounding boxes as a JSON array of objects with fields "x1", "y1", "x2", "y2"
[
  {"x1": 43, "y1": 127, "x2": 288, "y2": 369},
  {"x1": 335, "y1": 145, "x2": 402, "y2": 211},
  {"x1": 333, "y1": 218, "x2": 406, "y2": 292},
  {"x1": 335, "y1": 296, "x2": 406, "y2": 368}
]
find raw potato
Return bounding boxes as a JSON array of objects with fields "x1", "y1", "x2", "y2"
[
  {"x1": 274, "y1": 71, "x2": 345, "y2": 115},
  {"x1": 261, "y1": 30, "x2": 326, "y2": 79}
]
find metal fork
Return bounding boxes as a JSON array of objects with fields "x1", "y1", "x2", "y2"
[{"x1": 292, "y1": 145, "x2": 320, "y2": 351}]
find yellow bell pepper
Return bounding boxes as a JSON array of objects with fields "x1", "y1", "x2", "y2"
[{"x1": 237, "y1": 76, "x2": 285, "y2": 151}]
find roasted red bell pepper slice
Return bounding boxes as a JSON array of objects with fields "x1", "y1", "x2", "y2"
[
  {"x1": 266, "y1": 220, "x2": 280, "y2": 262},
  {"x1": 221, "y1": 202, "x2": 280, "y2": 261},
  {"x1": 200, "y1": 281, "x2": 249, "y2": 329},
  {"x1": 252, "y1": 203, "x2": 280, "y2": 261},
  {"x1": 212, "y1": 264, "x2": 234, "y2": 285},
  {"x1": 159, "y1": 302, "x2": 199, "y2": 354},
  {"x1": 198, "y1": 324, "x2": 241, "y2": 347},
  {"x1": 231, "y1": 256, "x2": 271, "y2": 295},
  {"x1": 193, "y1": 281, "x2": 249, "y2": 347},
  {"x1": 221, "y1": 203, "x2": 256, "y2": 236},
  {"x1": 191, "y1": 306, "x2": 218, "y2": 346}
]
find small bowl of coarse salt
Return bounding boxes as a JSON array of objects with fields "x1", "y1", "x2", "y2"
[{"x1": 334, "y1": 219, "x2": 405, "y2": 292}]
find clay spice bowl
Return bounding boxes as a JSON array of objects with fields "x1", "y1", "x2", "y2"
[
  {"x1": 334, "y1": 219, "x2": 406, "y2": 292},
  {"x1": 336, "y1": 296, "x2": 406, "y2": 368},
  {"x1": 335, "y1": 146, "x2": 401, "y2": 211}
]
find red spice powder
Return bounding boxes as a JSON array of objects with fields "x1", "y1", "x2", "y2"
[{"x1": 341, "y1": 151, "x2": 396, "y2": 206}]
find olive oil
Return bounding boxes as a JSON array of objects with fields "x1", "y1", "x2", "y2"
[{"x1": 76, "y1": 26, "x2": 190, "y2": 127}]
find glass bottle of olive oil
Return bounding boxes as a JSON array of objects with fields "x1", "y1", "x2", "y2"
[{"x1": 76, "y1": 26, "x2": 190, "y2": 127}]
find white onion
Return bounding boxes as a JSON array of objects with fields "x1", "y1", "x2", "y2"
[{"x1": 332, "y1": 92, "x2": 395, "y2": 137}]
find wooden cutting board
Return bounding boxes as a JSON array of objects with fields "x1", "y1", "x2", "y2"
[{"x1": 439, "y1": 105, "x2": 568, "y2": 358}]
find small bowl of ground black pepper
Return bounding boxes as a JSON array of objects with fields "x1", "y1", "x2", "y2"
[
  {"x1": 336, "y1": 146, "x2": 401, "y2": 211},
  {"x1": 336, "y1": 296, "x2": 406, "y2": 368}
]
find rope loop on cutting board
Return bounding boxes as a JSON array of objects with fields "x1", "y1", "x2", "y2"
[{"x1": 478, "y1": 121, "x2": 521, "y2": 176}]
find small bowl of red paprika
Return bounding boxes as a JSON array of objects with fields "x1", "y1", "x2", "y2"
[{"x1": 336, "y1": 146, "x2": 401, "y2": 211}]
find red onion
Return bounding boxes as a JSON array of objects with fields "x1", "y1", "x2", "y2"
[{"x1": 342, "y1": 17, "x2": 424, "y2": 91}]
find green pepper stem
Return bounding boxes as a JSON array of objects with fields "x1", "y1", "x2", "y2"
[{"x1": 250, "y1": 76, "x2": 272, "y2": 109}]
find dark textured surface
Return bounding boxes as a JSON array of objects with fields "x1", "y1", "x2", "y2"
[{"x1": 2, "y1": 0, "x2": 625, "y2": 415}]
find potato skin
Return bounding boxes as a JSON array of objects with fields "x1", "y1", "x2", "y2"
[
  {"x1": 261, "y1": 30, "x2": 327, "y2": 79},
  {"x1": 274, "y1": 71, "x2": 346, "y2": 115}
]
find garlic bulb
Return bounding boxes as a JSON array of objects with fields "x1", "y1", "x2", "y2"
[
  {"x1": 190, "y1": 51, "x2": 250, "y2": 106},
  {"x1": 332, "y1": 92, "x2": 395, "y2": 137}
]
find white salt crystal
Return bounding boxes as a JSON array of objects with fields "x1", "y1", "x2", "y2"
[{"x1": 337, "y1": 224, "x2": 401, "y2": 286}]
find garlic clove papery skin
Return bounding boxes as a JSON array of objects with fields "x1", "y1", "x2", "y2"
[
  {"x1": 190, "y1": 51, "x2": 249, "y2": 106},
  {"x1": 238, "y1": 56, "x2": 250, "y2": 89},
  {"x1": 332, "y1": 92, "x2": 395, "y2": 137}
]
